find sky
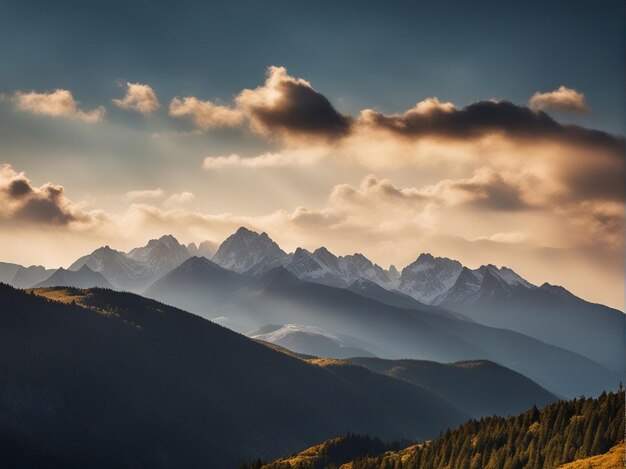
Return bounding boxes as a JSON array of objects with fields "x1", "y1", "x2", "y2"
[{"x1": 0, "y1": 0, "x2": 624, "y2": 308}]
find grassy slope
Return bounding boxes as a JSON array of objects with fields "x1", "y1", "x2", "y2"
[{"x1": 557, "y1": 442, "x2": 624, "y2": 469}]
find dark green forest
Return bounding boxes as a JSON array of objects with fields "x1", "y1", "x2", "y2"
[{"x1": 247, "y1": 390, "x2": 624, "y2": 469}]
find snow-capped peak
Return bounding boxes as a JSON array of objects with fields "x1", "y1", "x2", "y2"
[
  {"x1": 398, "y1": 253, "x2": 463, "y2": 303},
  {"x1": 212, "y1": 227, "x2": 289, "y2": 273}
]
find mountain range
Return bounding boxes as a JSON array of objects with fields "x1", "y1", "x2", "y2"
[
  {"x1": 1, "y1": 227, "x2": 623, "y2": 395},
  {"x1": 1, "y1": 227, "x2": 623, "y2": 467},
  {"x1": 144, "y1": 256, "x2": 618, "y2": 398}
]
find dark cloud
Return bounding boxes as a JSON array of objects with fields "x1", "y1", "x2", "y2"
[
  {"x1": 561, "y1": 157, "x2": 624, "y2": 203},
  {"x1": 0, "y1": 165, "x2": 91, "y2": 226},
  {"x1": 237, "y1": 66, "x2": 352, "y2": 141},
  {"x1": 452, "y1": 171, "x2": 532, "y2": 211},
  {"x1": 7, "y1": 178, "x2": 33, "y2": 197},
  {"x1": 14, "y1": 185, "x2": 78, "y2": 224},
  {"x1": 360, "y1": 100, "x2": 624, "y2": 153}
]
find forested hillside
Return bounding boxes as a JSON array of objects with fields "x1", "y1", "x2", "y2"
[{"x1": 249, "y1": 391, "x2": 624, "y2": 469}]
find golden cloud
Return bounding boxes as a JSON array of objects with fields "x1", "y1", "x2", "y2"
[
  {"x1": 113, "y1": 82, "x2": 160, "y2": 114},
  {"x1": 0, "y1": 165, "x2": 101, "y2": 226},
  {"x1": 14, "y1": 89, "x2": 105, "y2": 122},
  {"x1": 235, "y1": 66, "x2": 352, "y2": 142},
  {"x1": 169, "y1": 96, "x2": 243, "y2": 129},
  {"x1": 529, "y1": 86, "x2": 589, "y2": 113}
]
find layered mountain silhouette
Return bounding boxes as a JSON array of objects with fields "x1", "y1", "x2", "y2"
[
  {"x1": 0, "y1": 262, "x2": 22, "y2": 284},
  {"x1": 0, "y1": 283, "x2": 469, "y2": 468},
  {"x1": 8, "y1": 264, "x2": 56, "y2": 288},
  {"x1": 248, "y1": 324, "x2": 377, "y2": 358},
  {"x1": 3, "y1": 227, "x2": 623, "y2": 394},
  {"x1": 0, "y1": 262, "x2": 56, "y2": 288},
  {"x1": 33, "y1": 265, "x2": 112, "y2": 289},
  {"x1": 345, "y1": 357, "x2": 556, "y2": 418},
  {"x1": 206, "y1": 229, "x2": 624, "y2": 375},
  {"x1": 348, "y1": 277, "x2": 473, "y2": 322},
  {"x1": 144, "y1": 258, "x2": 619, "y2": 398},
  {"x1": 439, "y1": 268, "x2": 624, "y2": 373},
  {"x1": 69, "y1": 235, "x2": 194, "y2": 291}
]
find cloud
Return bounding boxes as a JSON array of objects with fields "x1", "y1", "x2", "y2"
[
  {"x1": 14, "y1": 89, "x2": 105, "y2": 122},
  {"x1": 529, "y1": 86, "x2": 589, "y2": 113},
  {"x1": 236, "y1": 66, "x2": 352, "y2": 142},
  {"x1": 113, "y1": 82, "x2": 160, "y2": 114},
  {"x1": 169, "y1": 96, "x2": 243, "y2": 130},
  {"x1": 358, "y1": 99, "x2": 620, "y2": 152},
  {"x1": 287, "y1": 207, "x2": 344, "y2": 228},
  {"x1": 475, "y1": 232, "x2": 528, "y2": 244},
  {"x1": 0, "y1": 165, "x2": 620, "y2": 308},
  {"x1": 125, "y1": 188, "x2": 165, "y2": 200},
  {"x1": 0, "y1": 165, "x2": 99, "y2": 226},
  {"x1": 331, "y1": 175, "x2": 427, "y2": 207},
  {"x1": 421, "y1": 168, "x2": 537, "y2": 211},
  {"x1": 202, "y1": 148, "x2": 324, "y2": 169},
  {"x1": 331, "y1": 170, "x2": 534, "y2": 212},
  {"x1": 164, "y1": 191, "x2": 195, "y2": 207}
]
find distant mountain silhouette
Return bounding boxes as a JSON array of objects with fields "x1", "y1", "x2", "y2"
[
  {"x1": 398, "y1": 254, "x2": 625, "y2": 374},
  {"x1": 10, "y1": 265, "x2": 56, "y2": 289},
  {"x1": 0, "y1": 284, "x2": 468, "y2": 468},
  {"x1": 346, "y1": 357, "x2": 556, "y2": 418},
  {"x1": 69, "y1": 235, "x2": 192, "y2": 291},
  {"x1": 248, "y1": 324, "x2": 377, "y2": 358},
  {"x1": 0, "y1": 262, "x2": 56, "y2": 289},
  {"x1": 69, "y1": 245, "x2": 151, "y2": 290},
  {"x1": 0, "y1": 262, "x2": 21, "y2": 284},
  {"x1": 10, "y1": 227, "x2": 625, "y2": 384},
  {"x1": 34, "y1": 265, "x2": 112, "y2": 289},
  {"x1": 348, "y1": 278, "x2": 473, "y2": 322},
  {"x1": 440, "y1": 270, "x2": 625, "y2": 373},
  {"x1": 284, "y1": 247, "x2": 396, "y2": 289},
  {"x1": 144, "y1": 261, "x2": 619, "y2": 398},
  {"x1": 57, "y1": 228, "x2": 624, "y2": 377},
  {"x1": 126, "y1": 234, "x2": 191, "y2": 279}
]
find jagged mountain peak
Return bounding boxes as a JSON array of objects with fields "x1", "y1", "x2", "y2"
[
  {"x1": 213, "y1": 227, "x2": 288, "y2": 274},
  {"x1": 399, "y1": 253, "x2": 463, "y2": 303},
  {"x1": 235, "y1": 226, "x2": 254, "y2": 235},
  {"x1": 293, "y1": 247, "x2": 313, "y2": 257},
  {"x1": 313, "y1": 246, "x2": 338, "y2": 261},
  {"x1": 475, "y1": 264, "x2": 533, "y2": 288},
  {"x1": 284, "y1": 247, "x2": 396, "y2": 290},
  {"x1": 94, "y1": 245, "x2": 117, "y2": 255},
  {"x1": 406, "y1": 252, "x2": 462, "y2": 271}
]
